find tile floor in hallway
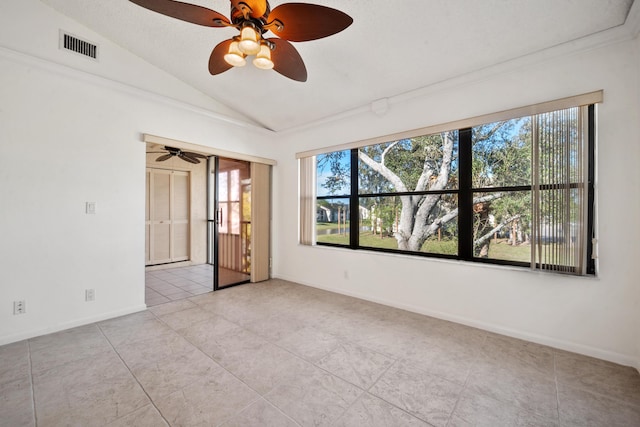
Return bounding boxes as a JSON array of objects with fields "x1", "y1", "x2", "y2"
[
  {"x1": 145, "y1": 265, "x2": 214, "y2": 307},
  {"x1": 2, "y1": 278, "x2": 640, "y2": 426},
  {"x1": 145, "y1": 265, "x2": 250, "y2": 307}
]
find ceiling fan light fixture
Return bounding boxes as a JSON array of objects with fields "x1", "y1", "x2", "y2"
[
  {"x1": 128, "y1": 0, "x2": 353, "y2": 82},
  {"x1": 224, "y1": 41, "x2": 247, "y2": 67},
  {"x1": 238, "y1": 24, "x2": 261, "y2": 55},
  {"x1": 253, "y1": 43, "x2": 274, "y2": 70}
]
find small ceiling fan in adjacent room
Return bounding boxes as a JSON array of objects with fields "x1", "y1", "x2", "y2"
[
  {"x1": 147, "y1": 146, "x2": 208, "y2": 164},
  {"x1": 129, "y1": 0, "x2": 353, "y2": 82}
]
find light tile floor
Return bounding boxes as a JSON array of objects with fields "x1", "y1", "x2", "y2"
[
  {"x1": 145, "y1": 265, "x2": 214, "y2": 307},
  {"x1": 145, "y1": 265, "x2": 250, "y2": 307},
  {"x1": 2, "y1": 279, "x2": 640, "y2": 426}
]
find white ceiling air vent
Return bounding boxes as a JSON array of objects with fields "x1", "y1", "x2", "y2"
[{"x1": 59, "y1": 30, "x2": 98, "y2": 60}]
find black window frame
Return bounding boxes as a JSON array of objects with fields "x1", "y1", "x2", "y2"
[{"x1": 316, "y1": 105, "x2": 596, "y2": 275}]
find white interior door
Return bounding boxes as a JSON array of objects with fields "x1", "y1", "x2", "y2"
[{"x1": 146, "y1": 168, "x2": 190, "y2": 265}]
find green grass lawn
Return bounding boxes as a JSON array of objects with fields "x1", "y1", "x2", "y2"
[
  {"x1": 317, "y1": 231, "x2": 532, "y2": 262},
  {"x1": 316, "y1": 222, "x2": 349, "y2": 231},
  {"x1": 316, "y1": 232, "x2": 350, "y2": 245},
  {"x1": 317, "y1": 231, "x2": 457, "y2": 254},
  {"x1": 487, "y1": 239, "x2": 531, "y2": 262}
]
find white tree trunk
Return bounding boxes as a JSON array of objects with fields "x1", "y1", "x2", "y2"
[{"x1": 359, "y1": 132, "x2": 500, "y2": 252}]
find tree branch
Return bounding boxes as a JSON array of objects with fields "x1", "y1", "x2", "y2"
[
  {"x1": 473, "y1": 193, "x2": 503, "y2": 204},
  {"x1": 424, "y1": 207, "x2": 460, "y2": 237},
  {"x1": 358, "y1": 150, "x2": 408, "y2": 193},
  {"x1": 433, "y1": 131, "x2": 455, "y2": 190},
  {"x1": 380, "y1": 141, "x2": 399, "y2": 167},
  {"x1": 420, "y1": 193, "x2": 505, "y2": 241},
  {"x1": 415, "y1": 161, "x2": 434, "y2": 192},
  {"x1": 473, "y1": 214, "x2": 521, "y2": 248},
  {"x1": 474, "y1": 122, "x2": 506, "y2": 143}
]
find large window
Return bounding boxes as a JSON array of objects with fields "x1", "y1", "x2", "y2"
[{"x1": 309, "y1": 102, "x2": 596, "y2": 275}]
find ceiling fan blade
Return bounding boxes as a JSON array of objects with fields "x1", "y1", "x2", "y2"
[
  {"x1": 156, "y1": 154, "x2": 173, "y2": 162},
  {"x1": 129, "y1": 0, "x2": 230, "y2": 27},
  {"x1": 179, "y1": 153, "x2": 200, "y2": 164},
  {"x1": 231, "y1": 0, "x2": 269, "y2": 20},
  {"x1": 269, "y1": 38, "x2": 307, "y2": 82},
  {"x1": 209, "y1": 39, "x2": 234, "y2": 75},
  {"x1": 266, "y1": 3, "x2": 353, "y2": 42},
  {"x1": 183, "y1": 151, "x2": 207, "y2": 159}
]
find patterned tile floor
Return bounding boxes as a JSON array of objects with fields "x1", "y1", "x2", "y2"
[{"x1": 2, "y1": 279, "x2": 640, "y2": 426}]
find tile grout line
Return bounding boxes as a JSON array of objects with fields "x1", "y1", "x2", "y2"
[
  {"x1": 95, "y1": 323, "x2": 172, "y2": 427},
  {"x1": 553, "y1": 350, "x2": 640, "y2": 411},
  {"x1": 215, "y1": 396, "x2": 302, "y2": 427},
  {"x1": 443, "y1": 331, "x2": 488, "y2": 427},
  {"x1": 553, "y1": 350, "x2": 561, "y2": 423},
  {"x1": 360, "y1": 358, "x2": 437, "y2": 425},
  {"x1": 146, "y1": 307, "x2": 268, "y2": 419},
  {"x1": 151, "y1": 297, "x2": 372, "y2": 425},
  {"x1": 230, "y1": 295, "x2": 464, "y2": 426},
  {"x1": 26, "y1": 340, "x2": 38, "y2": 427},
  {"x1": 314, "y1": 340, "x2": 388, "y2": 425},
  {"x1": 366, "y1": 358, "x2": 437, "y2": 426}
]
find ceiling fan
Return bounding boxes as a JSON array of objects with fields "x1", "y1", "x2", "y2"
[
  {"x1": 147, "y1": 146, "x2": 208, "y2": 164},
  {"x1": 129, "y1": 0, "x2": 353, "y2": 82}
]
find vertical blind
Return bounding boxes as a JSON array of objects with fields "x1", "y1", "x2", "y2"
[
  {"x1": 299, "y1": 157, "x2": 316, "y2": 245},
  {"x1": 251, "y1": 162, "x2": 272, "y2": 282},
  {"x1": 531, "y1": 106, "x2": 588, "y2": 274}
]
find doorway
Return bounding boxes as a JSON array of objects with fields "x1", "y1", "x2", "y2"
[
  {"x1": 208, "y1": 157, "x2": 252, "y2": 289},
  {"x1": 144, "y1": 136, "x2": 272, "y2": 306}
]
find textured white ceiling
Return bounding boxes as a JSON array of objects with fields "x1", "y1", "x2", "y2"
[{"x1": 40, "y1": 0, "x2": 635, "y2": 131}]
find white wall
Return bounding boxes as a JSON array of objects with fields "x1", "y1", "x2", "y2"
[
  {"x1": 272, "y1": 33, "x2": 640, "y2": 368},
  {"x1": 635, "y1": 33, "x2": 640, "y2": 371},
  {"x1": 0, "y1": 1, "x2": 275, "y2": 344},
  {"x1": 0, "y1": 0, "x2": 250, "y2": 123}
]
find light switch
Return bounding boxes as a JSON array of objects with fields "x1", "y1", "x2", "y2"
[{"x1": 86, "y1": 202, "x2": 96, "y2": 214}]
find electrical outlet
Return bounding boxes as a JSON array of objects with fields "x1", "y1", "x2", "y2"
[
  {"x1": 85, "y1": 289, "x2": 95, "y2": 302},
  {"x1": 13, "y1": 300, "x2": 25, "y2": 315},
  {"x1": 85, "y1": 202, "x2": 96, "y2": 214}
]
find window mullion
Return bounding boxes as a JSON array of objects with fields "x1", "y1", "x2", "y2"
[
  {"x1": 350, "y1": 149, "x2": 359, "y2": 249},
  {"x1": 458, "y1": 128, "x2": 473, "y2": 260},
  {"x1": 586, "y1": 105, "x2": 596, "y2": 274}
]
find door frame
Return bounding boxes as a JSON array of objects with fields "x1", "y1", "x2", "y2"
[
  {"x1": 209, "y1": 156, "x2": 254, "y2": 291},
  {"x1": 143, "y1": 134, "x2": 275, "y2": 290}
]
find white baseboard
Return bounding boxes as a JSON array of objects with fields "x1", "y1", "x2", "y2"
[
  {"x1": 274, "y1": 274, "x2": 640, "y2": 372},
  {"x1": 0, "y1": 304, "x2": 147, "y2": 346}
]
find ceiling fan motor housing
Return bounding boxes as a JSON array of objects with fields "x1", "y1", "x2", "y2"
[{"x1": 230, "y1": 1, "x2": 271, "y2": 24}]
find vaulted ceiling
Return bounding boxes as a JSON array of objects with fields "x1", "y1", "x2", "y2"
[{"x1": 40, "y1": 0, "x2": 636, "y2": 132}]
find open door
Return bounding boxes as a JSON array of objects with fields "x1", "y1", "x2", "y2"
[{"x1": 208, "y1": 156, "x2": 255, "y2": 289}]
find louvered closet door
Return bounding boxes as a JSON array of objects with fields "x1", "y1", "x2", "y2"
[{"x1": 146, "y1": 169, "x2": 190, "y2": 265}]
